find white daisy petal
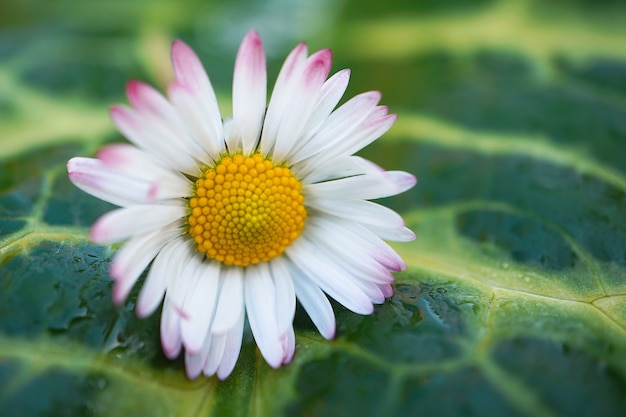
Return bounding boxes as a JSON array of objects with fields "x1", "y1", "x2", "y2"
[
  {"x1": 110, "y1": 106, "x2": 199, "y2": 175},
  {"x1": 287, "y1": 238, "x2": 374, "y2": 315},
  {"x1": 171, "y1": 40, "x2": 224, "y2": 155},
  {"x1": 300, "y1": 69, "x2": 351, "y2": 141},
  {"x1": 296, "y1": 155, "x2": 375, "y2": 184},
  {"x1": 363, "y1": 283, "x2": 386, "y2": 304},
  {"x1": 272, "y1": 49, "x2": 333, "y2": 164},
  {"x1": 365, "y1": 224, "x2": 417, "y2": 242},
  {"x1": 180, "y1": 259, "x2": 220, "y2": 353},
  {"x1": 347, "y1": 222, "x2": 409, "y2": 272},
  {"x1": 291, "y1": 91, "x2": 380, "y2": 163},
  {"x1": 309, "y1": 197, "x2": 415, "y2": 242},
  {"x1": 290, "y1": 263, "x2": 336, "y2": 340},
  {"x1": 68, "y1": 157, "x2": 154, "y2": 207},
  {"x1": 307, "y1": 198, "x2": 404, "y2": 230},
  {"x1": 67, "y1": 31, "x2": 415, "y2": 381},
  {"x1": 161, "y1": 297, "x2": 183, "y2": 359},
  {"x1": 204, "y1": 332, "x2": 227, "y2": 377},
  {"x1": 184, "y1": 301, "x2": 221, "y2": 379},
  {"x1": 96, "y1": 144, "x2": 190, "y2": 192},
  {"x1": 232, "y1": 29, "x2": 266, "y2": 154},
  {"x1": 331, "y1": 111, "x2": 397, "y2": 161},
  {"x1": 311, "y1": 216, "x2": 406, "y2": 272},
  {"x1": 126, "y1": 80, "x2": 203, "y2": 158},
  {"x1": 168, "y1": 83, "x2": 219, "y2": 160},
  {"x1": 90, "y1": 204, "x2": 185, "y2": 244},
  {"x1": 135, "y1": 237, "x2": 188, "y2": 318},
  {"x1": 211, "y1": 267, "x2": 244, "y2": 335},
  {"x1": 260, "y1": 42, "x2": 309, "y2": 156},
  {"x1": 216, "y1": 308, "x2": 245, "y2": 380},
  {"x1": 162, "y1": 243, "x2": 198, "y2": 316},
  {"x1": 270, "y1": 257, "x2": 296, "y2": 334},
  {"x1": 136, "y1": 267, "x2": 168, "y2": 319},
  {"x1": 301, "y1": 106, "x2": 396, "y2": 168},
  {"x1": 109, "y1": 223, "x2": 180, "y2": 305},
  {"x1": 185, "y1": 335, "x2": 209, "y2": 379},
  {"x1": 379, "y1": 283, "x2": 394, "y2": 298},
  {"x1": 305, "y1": 169, "x2": 416, "y2": 201},
  {"x1": 245, "y1": 264, "x2": 283, "y2": 368},
  {"x1": 292, "y1": 228, "x2": 386, "y2": 305},
  {"x1": 280, "y1": 327, "x2": 296, "y2": 364},
  {"x1": 305, "y1": 221, "x2": 396, "y2": 285}
]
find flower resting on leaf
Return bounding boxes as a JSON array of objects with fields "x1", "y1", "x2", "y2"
[{"x1": 67, "y1": 30, "x2": 416, "y2": 380}]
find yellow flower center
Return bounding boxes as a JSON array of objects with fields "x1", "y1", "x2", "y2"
[{"x1": 187, "y1": 153, "x2": 306, "y2": 267}]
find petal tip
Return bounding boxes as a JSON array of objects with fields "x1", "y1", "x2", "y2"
[
  {"x1": 125, "y1": 80, "x2": 143, "y2": 103},
  {"x1": 164, "y1": 345, "x2": 182, "y2": 360},
  {"x1": 108, "y1": 104, "x2": 123, "y2": 118},
  {"x1": 88, "y1": 221, "x2": 104, "y2": 244},
  {"x1": 171, "y1": 39, "x2": 187, "y2": 51},
  {"x1": 171, "y1": 40, "x2": 209, "y2": 86},
  {"x1": 244, "y1": 28, "x2": 262, "y2": 44},
  {"x1": 111, "y1": 282, "x2": 127, "y2": 306},
  {"x1": 391, "y1": 171, "x2": 417, "y2": 192},
  {"x1": 66, "y1": 157, "x2": 79, "y2": 174}
]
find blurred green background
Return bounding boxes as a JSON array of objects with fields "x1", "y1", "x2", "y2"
[{"x1": 1, "y1": 0, "x2": 626, "y2": 416}]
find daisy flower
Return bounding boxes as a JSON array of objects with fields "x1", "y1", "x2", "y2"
[{"x1": 67, "y1": 30, "x2": 416, "y2": 380}]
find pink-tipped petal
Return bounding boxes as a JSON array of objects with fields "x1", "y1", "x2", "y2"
[
  {"x1": 291, "y1": 267, "x2": 336, "y2": 340},
  {"x1": 168, "y1": 81, "x2": 223, "y2": 158},
  {"x1": 310, "y1": 216, "x2": 406, "y2": 273},
  {"x1": 109, "y1": 105, "x2": 198, "y2": 175},
  {"x1": 287, "y1": 238, "x2": 374, "y2": 315},
  {"x1": 211, "y1": 268, "x2": 244, "y2": 335},
  {"x1": 126, "y1": 81, "x2": 205, "y2": 157},
  {"x1": 270, "y1": 257, "x2": 296, "y2": 334},
  {"x1": 292, "y1": 91, "x2": 382, "y2": 164},
  {"x1": 68, "y1": 157, "x2": 152, "y2": 207},
  {"x1": 299, "y1": 68, "x2": 351, "y2": 142},
  {"x1": 245, "y1": 264, "x2": 283, "y2": 368},
  {"x1": 366, "y1": 224, "x2": 416, "y2": 242},
  {"x1": 202, "y1": 332, "x2": 225, "y2": 376},
  {"x1": 216, "y1": 308, "x2": 245, "y2": 380},
  {"x1": 171, "y1": 40, "x2": 207, "y2": 84},
  {"x1": 89, "y1": 204, "x2": 184, "y2": 245},
  {"x1": 135, "y1": 237, "x2": 189, "y2": 318},
  {"x1": 296, "y1": 154, "x2": 376, "y2": 184},
  {"x1": 305, "y1": 221, "x2": 398, "y2": 285},
  {"x1": 180, "y1": 260, "x2": 221, "y2": 354},
  {"x1": 271, "y1": 49, "x2": 333, "y2": 163},
  {"x1": 336, "y1": 112, "x2": 396, "y2": 159},
  {"x1": 231, "y1": 29, "x2": 266, "y2": 154},
  {"x1": 379, "y1": 283, "x2": 394, "y2": 298},
  {"x1": 275, "y1": 42, "x2": 308, "y2": 85},
  {"x1": 108, "y1": 224, "x2": 179, "y2": 305},
  {"x1": 353, "y1": 280, "x2": 385, "y2": 304},
  {"x1": 161, "y1": 298, "x2": 183, "y2": 359},
  {"x1": 260, "y1": 42, "x2": 309, "y2": 156},
  {"x1": 306, "y1": 198, "x2": 405, "y2": 232},
  {"x1": 96, "y1": 144, "x2": 190, "y2": 194},
  {"x1": 169, "y1": 40, "x2": 223, "y2": 155},
  {"x1": 156, "y1": 244, "x2": 197, "y2": 320},
  {"x1": 126, "y1": 80, "x2": 168, "y2": 115},
  {"x1": 305, "y1": 168, "x2": 416, "y2": 201},
  {"x1": 281, "y1": 327, "x2": 296, "y2": 365}
]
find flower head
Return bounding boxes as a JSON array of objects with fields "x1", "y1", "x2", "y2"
[{"x1": 67, "y1": 30, "x2": 416, "y2": 379}]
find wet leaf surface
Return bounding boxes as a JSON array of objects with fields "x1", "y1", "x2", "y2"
[{"x1": 1, "y1": 0, "x2": 625, "y2": 415}]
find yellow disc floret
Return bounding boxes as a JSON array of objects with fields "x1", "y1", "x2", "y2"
[{"x1": 187, "y1": 153, "x2": 306, "y2": 267}]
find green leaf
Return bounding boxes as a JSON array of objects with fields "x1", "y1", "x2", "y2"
[{"x1": 1, "y1": 0, "x2": 626, "y2": 416}]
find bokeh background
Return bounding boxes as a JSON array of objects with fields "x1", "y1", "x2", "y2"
[{"x1": 1, "y1": 0, "x2": 626, "y2": 416}]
